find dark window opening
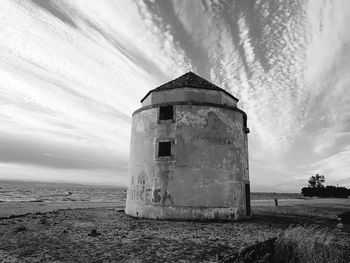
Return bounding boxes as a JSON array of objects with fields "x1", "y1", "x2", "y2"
[
  {"x1": 245, "y1": 183, "x2": 251, "y2": 217},
  {"x1": 159, "y1": 106, "x2": 174, "y2": 120},
  {"x1": 158, "y1": 141, "x2": 171, "y2": 157}
]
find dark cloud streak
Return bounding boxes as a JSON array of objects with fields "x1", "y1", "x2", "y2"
[
  {"x1": 144, "y1": 0, "x2": 211, "y2": 78},
  {"x1": 29, "y1": 0, "x2": 77, "y2": 28}
]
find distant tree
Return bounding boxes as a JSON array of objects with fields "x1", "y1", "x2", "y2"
[
  {"x1": 302, "y1": 174, "x2": 349, "y2": 198},
  {"x1": 301, "y1": 187, "x2": 312, "y2": 197},
  {"x1": 308, "y1": 174, "x2": 325, "y2": 188},
  {"x1": 308, "y1": 177, "x2": 316, "y2": 188}
]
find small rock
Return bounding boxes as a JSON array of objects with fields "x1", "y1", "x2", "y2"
[
  {"x1": 39, "y1": 218, "x2": 48, "y2": 224},
  {"x1": 14, "y1": 225, "x2": 26, "y2": 233},
  {"x1": 218, "y1": 241, "x2": 226, "y2": 246},
  {"x1": 337, "y1": 223, "x2": 344, "y2": 229},
  {"x1": 62, "y1": 229, "x2": 68, "y2": 234},
  {"x1": 88, "y1": 229, "x2": 101, "y2": 237}
]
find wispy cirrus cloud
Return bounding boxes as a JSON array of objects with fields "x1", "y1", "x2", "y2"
[
  {"x1": 0, "y1": 0, "x2": 349, "y2": 190},
  {"x1": 154, "y1": 0, "x2": 350, "y2": 190},
  {"x1": 0, "y1": 0, "x2": 190, "y2": 185},
  {"x1": 165, "y1": 0, "x2": 309, "y2": 155}
]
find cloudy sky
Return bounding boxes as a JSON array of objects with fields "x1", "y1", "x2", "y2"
[{"x1": 0, "y1": 0, "x2": 349, "y2": 191}]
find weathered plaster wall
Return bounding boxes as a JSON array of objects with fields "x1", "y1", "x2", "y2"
[
  {"x1": 126, "y1": 104, "x2": 249, "y2": 220},
  {"x1": 221, "y1": 93, "x2": 236, "y2": 107},
  {"x1": 141, "y1": 88, "x2": 237, "y2": 107},
  {"x1": 141, "y1": 94, "x2": 152, "y2": 107}
]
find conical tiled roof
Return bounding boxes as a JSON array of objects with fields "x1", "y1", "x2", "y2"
[{"x1": 141, "y1": 72, "x2": 238, "y2": 103}]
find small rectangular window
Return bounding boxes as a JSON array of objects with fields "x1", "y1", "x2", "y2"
[
  {"x1": 159, "y1": 105, "x2": 174, "y2": 121},
  {"x1": 158, "y1": 141, "x2": 171, "y2": 157}
]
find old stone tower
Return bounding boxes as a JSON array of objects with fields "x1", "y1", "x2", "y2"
[{"x1": 125, "y1": 72, "x2": 251, "y2": 220}]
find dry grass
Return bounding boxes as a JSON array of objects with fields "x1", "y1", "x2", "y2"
[{"x1": 274, "y1": 226, "x2": 346, "y2": 263}]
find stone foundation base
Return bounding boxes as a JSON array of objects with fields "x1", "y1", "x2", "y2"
[{"x1": 125, "y1": 201, "x2": 251, "y2": 221}]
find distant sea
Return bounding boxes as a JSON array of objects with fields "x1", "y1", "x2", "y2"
[
  {"x1": 0, "y1": 180, "x2": 302, "y2": 203},
  {"x1": 0, "y1": 181, "x2": 127, "y2": 203}
]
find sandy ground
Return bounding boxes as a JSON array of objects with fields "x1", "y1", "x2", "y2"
[
  {"x1": 0, "y1": 199, "x2": 349, "y2": 262},
  {"x1": 0, "y1": 208, "x2": 282, "y2": 262},
  {"x1": 0, "y1": 201, "x2": 124, "y2": 218}
]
